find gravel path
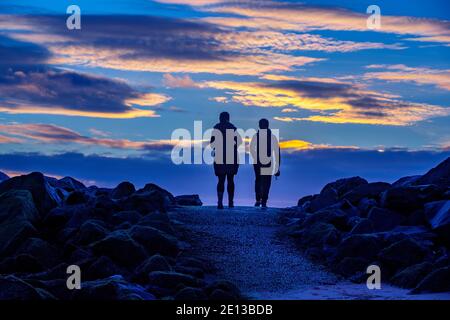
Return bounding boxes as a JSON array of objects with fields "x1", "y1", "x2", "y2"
[
  {"x1": 169, "y1": 206, "x2": 337, "y2": 297},
  {"x1": 169, "y1": 206, "x2": 450, "y2": 300}
]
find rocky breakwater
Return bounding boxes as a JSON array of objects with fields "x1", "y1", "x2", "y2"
[
  {"x1": 279, "y1": 157, "x2": 450, "y2": 294},
  {"x1": 0, "y1": 172, "x2": 239, "y2": 300}
]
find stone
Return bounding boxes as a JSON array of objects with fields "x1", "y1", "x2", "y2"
[
  {"x1": 350, "y1": 218, "x2": 374, "y2": 234},
  {"x1": 0, "y1": 275, "x2": 43, "y2": 300},
  {"x1": 147, "y1": 271, "x2": 198, "y2": 289},
  {"x1": 390, "y1": 262, "x2": 433, "y2": 289},
  {"x1": 343, "y1": 182, "x2": 391, "y2": 204},
  {"x1": 0, "y1": 172, "x2": 61, "y2": 214},
  {"x1": 412, "y1": 266, "x2": 450, "y2": 293},
  {"x1": 335, "y1": 234, "x2": 382, "y2": 262},
  {"x1": 378, "y1": 238, "x2": 427, "y2": 270},
  {"x1": 299, "y1": 222, "x2": 341, "y2": 247},
  {"x1": 65, "y1": 190, "x2": 88, "y2": 205},
  {"x1": 129, "y1": 225, "x2": 179, "y2": 257},
  {"x1": 15, "y1": 238, "x2": 59, "y2": 268},
  {"x1": 367, "y1": 207, "x2": 404, "y2": 232},
  {"x1": 76, "y1": 220, "x2": 109, "y2": 245},
  {"x1": 111, "y1": 181, "x2": 136, "y2": 199},
  {"x1": 334, "y1": 257, "x2": 370, "y2": 277},
  {"x1": 135, "y1": 254, "x2": 172, "y2": 279},
  {"x1": 424, "y1": 200, "x2": 450, "y2": 244},
  {"x1": 90, "y1": 230, "x2": 147, "y2": 268},
  {"x1": 415, "y1": 157, "x2": 450, "y2": 188},
  {"x1": 111, "y1": 210, "x2": 142, "y2": 226},
  {"x1": 0, "y1": 190, "x2": 39, "y2": 256},
  {"x1": 175, "y1": 287, "x2": 207, "y2": 300},
  {"x1": 175, "y1": 195, "x2": 202, "y2": 206}
]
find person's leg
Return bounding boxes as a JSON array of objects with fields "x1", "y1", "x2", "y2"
[
  {"x1": 217, "y1": 174, "x2": 225, "y2": 209},
  {"x1": 253, "y1": 165, "x2": 262, "y2": 206},
  {"x1": 226, "y1": 173, "x2": 235, "y2": 207},
  {"x1": 261, "y1": 175, "x2": 272, "y2": 208}
]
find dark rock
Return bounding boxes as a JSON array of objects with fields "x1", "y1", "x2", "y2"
[
  {"x1": 381, "y1": 185, "x2": 443, "y2": 214},
  {"x1": 206, "y1": 280, "x2": 240, "y2": 299},
  {"x1": 0, "y1": 172, "x2": 61, "y2": 214},
  {"x1": 390, "y1": 262, "x2": 433, "y2": 289},
  {"x1": 111, "y1": 210, "x2": 142, "y2": 226},
  {"x1": 407, "y1": 209, "x2": 427, "y2": 226},
  {"x1": 137, "y1": 213, "x2": 174, "y2": 234},
  {"x1": 357, "y1": 198, "x2": 378, "y2": 216},
  {"x1": 350, "y1": 218, "x2": 374, "y2": 234},
  {"x1": 175, "y1": 287, "x2": 207, "y2": 300},
  {"x1": 424, "y1": 200, "x2": 450, "y2": 244},
  {"x1": 90, "y1": 230, "x2": 147, "y2": 268},
  {"x1": 45, "y1": 204, "x2": 92, "y2": 230},
  {"x1": 0, "y1": 254, "x2": 43, "y2": 274},
  {"x1": 148, "y1": 271, "x2": 198, "y2": 289},
  {"x1": 76, "y1": 220, "x2": 109, "y2": 245},
  {"x1": 309, "y1": 188, "x2": 338, "y2": 212},
  {"x1": 16, "y1": 238, "x2": 59, "y2": 268},
  {"x1": 298, "y1": 222, "x2": 340, "y2": 247},
  {"x1": 335, "y1": 234, "x2": 382, "y2": 262},
  {"x1": 0, "y1": 275, "x2": 43, "y2": 300},
  {"x1": 392, "y1": 175, "x2": 421, "y2": 187},
  {"x1": 412, "y1": 266, "x2": 450, "y2": 293},
  {"x1": 334, "y1": 257, "x2": 370, "y2": 277},
  {"x1": 297, "y1": 195, "x2": 313, "y2": 207},
  {"x1": 0, "y1": 190, "x2": 38, "y2": 256},
  {"x1": 111, "y1": 182, "x2": 136, "y2": 199},
  {"x1": 57, "y1": 176, "x2": 86, "y2": 192},
  {"x1": 119, "y1": 193, "x2": 166, "y2": 215},
  {"x1": 86, "y1": 256, "x2": 129, "y2": 280},
  {"x1": 367, "y1": 207, "x2": 404, "y2": 232},
  {"x1": 415, "y1": 157, "x2": 450, "y2": 188},
  {"x1": 129, "y1": 225, "x2": 179, "y2": 257},
  {"x1": 302, "y1": 209, "x2": 348, "y2": 231},
  {"x1": 343, "y1": 182, "x2": 391, "y2": 204},
  {"x1": 0, "y1": 171, "x2": 9, "y2": 182},
  {"x1": 135, "y1": 255, "x2": 172, "y2": 279},
  {"x1": 322, "y1": 176, "x2": 368, "y2": 197},
  {"x1": 73, "y1": 275, "x2": 155, "y2": 300},
  {"x1": 378, "y1": 238, "x2": 427, "y2": 270},
  {"x1": 174, "y1": 266, "x2": 204, "y2": 278},
  {"x1": 65, "y1": 190, "x2": 88, "y2": 205},
  {"x1": 175, "y1": 194, "x2": 202, "y2": 206}
]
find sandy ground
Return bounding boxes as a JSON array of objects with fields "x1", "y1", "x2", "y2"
[{"x1": 169, "y1": 206, "x2": 450, "y2": 300}]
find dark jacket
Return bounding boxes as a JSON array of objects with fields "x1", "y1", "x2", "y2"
[{"x1": 210, "y1": 121, "x2": 241, "y2": 176}]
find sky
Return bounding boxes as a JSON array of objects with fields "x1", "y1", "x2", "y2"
[{"x1": 0, "y1": 0, "x2": 449, "y2": 206}]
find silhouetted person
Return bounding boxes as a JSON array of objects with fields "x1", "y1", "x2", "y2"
[
  {"x1": 210, "y1": 112, "x2": 242, "y2": 209},
  {"x1": 250, "y1": 119, "x2": 280, "y2": 208}
]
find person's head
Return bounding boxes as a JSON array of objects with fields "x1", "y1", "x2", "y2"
[
  {"x1": 219, "y1": 111, "x2": 230, "y2": 123},
  {"x1": 259, "y1": 118, "x2": 269, "y2": 129}
]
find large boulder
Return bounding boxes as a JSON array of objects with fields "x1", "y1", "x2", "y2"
[
  {"x1": 334, "y1": 257, "x2": 370, "y2": 277},
  {"x1": 175, "y1": 195, "x2": 202, "y2": 206},
  {"x1": 135, "y1": 254, "x2": 172, "y2": 281},
  {"x1": 415, "y1": 157, "x2": 450, "y2": 188},
  {"x1": 85, "y1": 256, "x2": 129, "y2": 280},
  {"x1": 15, "y1": 238, "x2": 60, "y2": 268},
  {"x1": 76, "y1": 220, "x2": 109, "y2": 245},
  {"x1": 350, "y1": 218, "x2": 374, "y2": 234},
  {"x1": 111, "y1": 182, "x2": 135, "y2": 199},
  {"x1": 378, "y1": 238, "x2": 427, "y2": 270},
  {"x1": 424, "y1": 200, "x2": 450, "y2": 244},
  {"x1": 412, "y1": 266, "x2": 450, "y2": 293},
  {"x1": 367, "y1": 207, "x2": 404, "y2": 232},
  {"x1": 0, "y1": 190, "x2": 39, "y2": 257},
  {"x1": 0, "y1": 171, "x2": 9, "y2": 182},
  {"x1": 72, "y1": 275, "x2": 155, "y2": 300},
  {"x1": 129, "y1": 225, "x2": 179, "y2": 257},
  {"x1": 321, "y1": 176, "x2": 368, "y2": 197},
  {"x1": 390, "y1": 262, "x2": 433, "y2": 289},
  {"x1": 90, "y1": 230, "x2": 147, "y2": 268},
  {"x1": 335, "y1": 234, "x2": 382, "y2": 262},
  {"x1": 0, "y1": 275, "x2": 45, "y2": 300},
  {"x1": 48, "y1": 176, "x2": 86, "y2": 192},
  {"x1": 136, "y1": 183, "x2": 175, "y2": 204},
  {"x1": 148, "y1": 271, "x2": 199, "y2": 289},
  {"x1": 0, "y1": 172, "x2": 61, "y2": 214},
  {"x1": 343, "y1": 182, "x2": 391, "y2": 204},
  {"x1": 308, "y1": 188, "x2": 338, "y2": 212},
  {"x1": 111, "y1": 211, "x2": 142, "y2": 226},
  {"x1": 381, "y1": 185, "x2": 443, "y2": 214},
  {"x1": 392, "y1": 175, "x2": 421, "y2": 187},
  {"x1": 65, "y1": 190, "x2": 89, "y2": 205},
  {"x1": 298, "y1": 222, "x2": 340, "y2": 247}
]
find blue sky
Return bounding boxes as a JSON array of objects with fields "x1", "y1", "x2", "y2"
[{"x1": 0, "y1": 0, "x2": 449, "y2": 205}]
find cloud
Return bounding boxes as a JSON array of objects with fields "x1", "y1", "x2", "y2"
[
  {"x1": 203, "y1": 1, "x2": 450, "y2": 45},
  {"x1": 0, "y1": 123, "x2": 177, "y2": 151},
  {"x1": 163, "y1": 74, "x2": 198, "y2": 88},
  {"x1": 204, "y1": 77, "x2": 450, "y2": 125},
  {"x1": 364, "y1": 64, "x2": 450, "y2": 91},
  {"x1": 0, "y1": 36, "x2": 170, "y2": 118}
]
